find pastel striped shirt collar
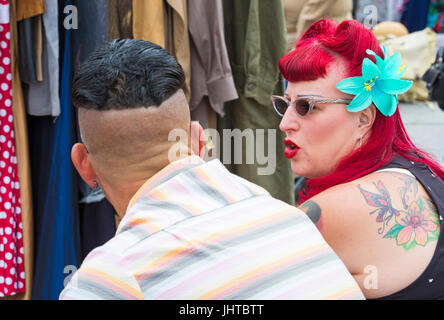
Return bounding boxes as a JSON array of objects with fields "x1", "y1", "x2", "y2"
[
  {"x1": 127, "y1": 155, "x2": 204, "y2": 209},
  {"x1": 117, "y1": 156, "x2": 270, "y2": 237},
  {"x1": 118, "y1": 156, "x2": 205, "y2": 234}
]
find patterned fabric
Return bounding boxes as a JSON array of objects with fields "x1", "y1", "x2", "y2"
[
  {"x1": 427, "y1": 0, "x2": 444, "y2": 33},
  {"x1": 60, "y1": 156, "x2": 363, "y2": 300},
  {"x1": 0, "y1": 0, "x2": 25, "y2": 297}
]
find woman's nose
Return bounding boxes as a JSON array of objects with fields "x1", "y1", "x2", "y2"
[{"x1": 279, "y1": 108, "x2": 300, "y2": 133}]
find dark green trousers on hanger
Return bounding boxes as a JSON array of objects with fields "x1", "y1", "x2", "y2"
[
  {"x1": 218, "y1": 94, "x2": 295, "y2": 205},
  {"x1": 219, "y1": 0, "x2": 295, "y2": 205}
]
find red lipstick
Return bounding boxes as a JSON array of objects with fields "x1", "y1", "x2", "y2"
[{"x1": 284, "y1": 138, "x2": 300, "y2": 159}]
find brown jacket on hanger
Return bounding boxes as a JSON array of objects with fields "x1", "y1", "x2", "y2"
[
  {"x1": 132, "y1": 0, "x2": 165, "y2": 47},
  {"x1": 132, "y1": 0, "x2": 191, "y2": 101},
  {"x1": 108, "y1": 0, "x2": 133, "y2": 41},
  {"x1": 16, "y1": 0, "x2": 45, "y2": 21},
  {"x1": 165, "y1": 0, "x2": 191, "y2": 101}
]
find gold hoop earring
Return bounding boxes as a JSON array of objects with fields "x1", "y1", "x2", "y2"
[{"x1": 359, "y1": 136, "x2": 363, "y2": 148}]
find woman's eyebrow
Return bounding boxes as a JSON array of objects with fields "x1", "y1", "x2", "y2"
[
  {"x1": 297, "y1": 94, "x2": 324, "y2": 98},
  {"x1": 283, "y1": 94, "x2": 324, "y2": 99}
]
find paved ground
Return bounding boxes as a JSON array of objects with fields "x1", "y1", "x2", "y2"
[{"x1": 399, "y1": 102, "x2": 444, "y2": 165}]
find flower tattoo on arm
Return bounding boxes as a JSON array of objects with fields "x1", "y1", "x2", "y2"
[
  {"x1": 358, "y1": 179, "x2": 439, "y2": 251},
  {"x1": 357, "y1": 181, "x2": 400, "y2": 234}
]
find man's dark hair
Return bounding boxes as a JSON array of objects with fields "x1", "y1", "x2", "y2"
[{"x1": 72, "y1": 39, "x2": 185, "y2": 110}]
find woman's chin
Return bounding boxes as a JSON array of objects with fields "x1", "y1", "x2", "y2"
[
  {"x1": 290, "y1": 161, "x2": 309, "y2": 178},
  {"x1": 290, "y1": 161, "x2": 326, "y2": 179}
]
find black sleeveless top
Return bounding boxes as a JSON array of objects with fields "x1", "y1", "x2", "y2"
[{"x1": 375, "y1": 156, "x2": 444, "y2": 300}]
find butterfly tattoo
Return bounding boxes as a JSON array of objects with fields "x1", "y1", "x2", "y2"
[{"x1": 358, "y1": 181, "x2": 400, "y2": 233}]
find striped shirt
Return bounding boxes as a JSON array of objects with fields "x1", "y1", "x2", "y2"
[{"x1": 59, "y1": 156, "x2": 364, "y2": 300}]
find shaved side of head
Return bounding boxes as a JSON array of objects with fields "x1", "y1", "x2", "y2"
[{"x1": 79, "y1": 90, "x2": 190, "y2": 180}]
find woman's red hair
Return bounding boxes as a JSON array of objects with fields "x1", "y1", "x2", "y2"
[{"x1": 279, "y1": 19, "x2": 444, "y2": 204}]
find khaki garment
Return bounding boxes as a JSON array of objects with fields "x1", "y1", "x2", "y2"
[
  {"x1": 108, "y1": 0, "x2": 133, "y2": 40},
  {"x1": 166, "y1": 0, "x2": 191, "y2": 101},
  {"x1": 220, "y1": 0, "x2": 295, "y2": 205},
  {"x1": 132, "y1": 0, "x2": 191, "y2": 101},
  {"x1": 132, "y1": 0, "x2": 165, "y2": 47},
  {"x1": 16, "y1": 0, "x2": 45, "y2": 21},
  {"x1": 1, "y1": 0, "x2": 34, "y2": 300},
  {"x1": 283, "y1": 0, "x2": 352, "y2": 51}
]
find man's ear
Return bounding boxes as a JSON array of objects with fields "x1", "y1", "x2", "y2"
[
  {"x1": 71, "y1": 143, "x2": 98, "y2": 188},
  {"x1": 190, "y1": 121, "x2": 206, "y2": 158},
  {"x1": 357, "y1": 105, "x2": 376, "y2": 137}
]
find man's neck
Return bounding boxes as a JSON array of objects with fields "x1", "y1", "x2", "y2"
[
  {"x1": 110, "y1": 177, "x2": 153, "y2": 217},
  {"x1": 106, "y1": 147, "x2": 194, "y2": 217}
]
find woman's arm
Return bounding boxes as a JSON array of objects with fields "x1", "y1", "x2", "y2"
[{"x1": 298, "y1": 171, "x2": 440, "y2": 298}]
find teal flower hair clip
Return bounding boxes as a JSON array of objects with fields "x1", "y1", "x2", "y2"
[{"x1": 336, "y1": 45, "x2": 413, "y2": 116}]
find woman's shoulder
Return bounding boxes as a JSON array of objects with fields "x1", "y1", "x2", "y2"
[
  {"x1": 300, "y1": 170, "x2": 441, "y2": 298},
  {"x1": 307, "y1": 168, "x2": 433, "y2": 214},
  {"x1": 303, "y1": 169, "x2": 440, "y2": 252}
]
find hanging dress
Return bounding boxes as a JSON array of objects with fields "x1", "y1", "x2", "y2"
[{"x1": 0, "y1": 0, "x2": 25, "y2": 297}]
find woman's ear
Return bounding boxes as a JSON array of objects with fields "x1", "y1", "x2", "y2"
[
  {"x1": 71, "y1": 143, "x2": 98, "y2": 188},
  {"x1": 357, "y1": 104, "x2": 377, "y2": 136}
]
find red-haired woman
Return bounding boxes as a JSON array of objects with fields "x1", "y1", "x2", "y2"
[{"x1": 274, "y1": 19, "x2": 444, "y2": 299}]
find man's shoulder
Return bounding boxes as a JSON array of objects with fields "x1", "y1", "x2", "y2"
[
  {"x1": 198, "y1": 159, "x2": 272, "y2": 196},
  {"x1": 62, "y1": 181, "x2": 363, "y2": 299},
  {"x1": 75, "y1": 233, "x2": 132, "y2": 271},
  {"x1": 59, "y1": 234, "x2": 145, "y2": 300}
]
